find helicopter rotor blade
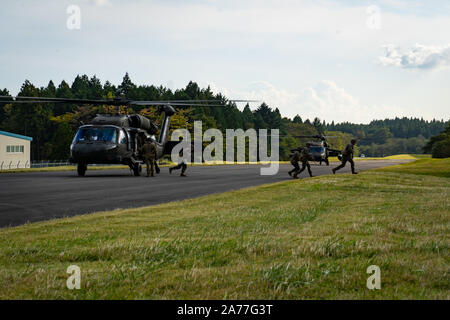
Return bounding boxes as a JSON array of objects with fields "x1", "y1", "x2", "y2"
[
  {"x1": 129, "y1": 101, "x2": 230, "y2": 107},
  {"x1": 0, "y1": 96, "x2": 259, "y2": 107},
  {"x1": 147, "y1": 99, "x2": 260, "y2": 103},
  {"x1": 0, "y1": 100, "x2": 53, "y2": 104},
  {"x1": 0, "y1": 95, "x2": 126, "y2": 105}
]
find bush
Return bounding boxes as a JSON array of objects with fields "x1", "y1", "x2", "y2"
[{"x1": 432, "y1": 138, "x2": 450, "y2": 158}]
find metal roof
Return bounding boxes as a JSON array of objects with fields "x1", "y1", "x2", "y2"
[{"x1": 0, "y1": 130, "x2": 33, "y2": 141}]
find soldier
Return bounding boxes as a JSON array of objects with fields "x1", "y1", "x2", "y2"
[
  {"x1": 332, "y1": 139, "x2": 358, "y2": 175},
  {"x1": 289, "y1": 143, "x2": 313, "y2": 179},
  {"x1": 288, "y1": 148, "x2": 301, "y2": 178},
  {"x1": 169, "y1": 156, "x2": 187, "y2": 177},
  {"x1": 169, "y1": 139, "x2": 191, "y2": 177},
  {"x1": 296, "y1": 142, "x2": 313, "y2": 178},
  {"x1": 141, "y1": 137, "x2": 157, "y2": 177}
]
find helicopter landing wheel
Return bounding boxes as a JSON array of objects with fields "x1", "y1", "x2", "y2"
[
  {"x1": 77, "y1": 163, "x2": 87, "y2": 176},
  {"x1": 132, "y1": 163, "x2": 142, "y2": 176}
]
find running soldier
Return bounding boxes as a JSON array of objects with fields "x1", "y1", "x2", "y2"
[
  {"x1": 169, "y1": 139, "x2": 192, "y2": 177},
  {"x1": 289, "y1": 143, "x2": 313, "y2": 179},
  {"x1": 288, "y1": 148, "x2": 301, "y2": 178},
  {"x1": 169, "y1": 149, "x2": 187, "y2": 177},
  {"x1": 332, "y1": 139, "x2": 358, "y2": 174}
]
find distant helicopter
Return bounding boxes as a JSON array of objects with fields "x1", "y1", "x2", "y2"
[
  {"x1": 292, "y1": 134, "x2": 342, "y2": 165},
  {"x1": 0, "y1": 95, "x2": 255, "y2": 176}
]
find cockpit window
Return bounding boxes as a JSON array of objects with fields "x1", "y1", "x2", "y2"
[
  {"x1": 74, "y1": 127, "x2": 118, "y2": 143},
  {"x1": 309, "y1": 146, "x2": 324, "y2": 153},
  {"x1": 118, "y1": 129, "x2": 127, "y2": 144}
]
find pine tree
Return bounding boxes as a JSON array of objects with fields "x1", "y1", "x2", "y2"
[
  {"x1": 117, "y1": 72, "x2": 136, "y2": 97},
  {"x1": 0, "y1": 88, "x2": 10, "y2": 123},
  {"x1": 293, "y1": 115, "x2": 303, "y2": 124},
  {"x1": 71, "y1": 74, "x2": 90, "y2": 99},
  {"x1": 55, "y1": 80, "x2": 74, "y2": 115},
  {"x1": 89, "y1": 75, "x2": 103, "y2": 99}
]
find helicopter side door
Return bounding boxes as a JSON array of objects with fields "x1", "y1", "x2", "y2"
[{"x1": 117, "y1": 128, "x2": 132, "y2": 159}]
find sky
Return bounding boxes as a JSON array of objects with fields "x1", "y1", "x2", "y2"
[{"x1": 1, "y1": 0, "x2": 449, "y2": 123}]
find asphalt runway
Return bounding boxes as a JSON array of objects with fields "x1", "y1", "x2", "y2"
[{"x1": 0, "y1": 160, "x2": 411, "y2": 228}]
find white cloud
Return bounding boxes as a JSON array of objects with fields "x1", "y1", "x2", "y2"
[
  {"x1": 1, "y1": 1, "x2": 450, "y2": 122},
  {"x1": 212, "y1": 80, "x2": 408, "y2": 124},
  {"x1": 379, "y1": 43, "x2": 450, "y2": 69}
]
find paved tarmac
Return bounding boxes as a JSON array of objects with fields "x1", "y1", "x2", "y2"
[{"x1": 0, "y1": 160, "x2": 411, "y2": 228}]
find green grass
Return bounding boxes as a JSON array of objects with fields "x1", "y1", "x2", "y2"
[
  {"x1": 410, "y1": 154, "x2": 432, "y2": 159},
  {"x1": 378, "y1": 158, "x2": 450, "y2": 178},
  {"x1": 0, "y1": 159, "x2": 449, "y2": 299}
]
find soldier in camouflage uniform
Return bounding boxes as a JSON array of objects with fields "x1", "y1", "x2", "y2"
[
  {"x1": 289, "y1": 143, "x2": 313, "y2": 179},
  {"x1": 141, "y1": 138, "x2": 157, "y2": 177},
  {"x1": 288, "y1": 148, "x2": 301, "y2": 178},
  {"x1": 169, "y1": 148, "x2": 187, "y2": 177},
  {"x1": 169, "y1": 138, "x2": 192, "y2": 177},
  {"x1": 332, "y1": 139, "x2": 358, "y2": 174}
]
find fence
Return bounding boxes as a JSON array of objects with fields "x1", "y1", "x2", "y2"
[
  {"x1": 0, "y1": 159, "x2": 172, "y2": 170},
  {"x1": 0, "y1": 160, "x2": 71, "y2": 170}
]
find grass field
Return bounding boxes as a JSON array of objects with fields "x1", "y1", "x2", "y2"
[{"x1": 0, "y1": 159, "x2": 448, "y2": 299}]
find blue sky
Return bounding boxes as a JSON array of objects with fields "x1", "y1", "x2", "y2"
[{"x1": 1, "y1": 0, "x2": 449, "y2": 123}]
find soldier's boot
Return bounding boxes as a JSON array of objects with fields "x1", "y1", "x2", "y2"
[
  {"x1": 288, "y1": 170, "x2": 292, "y2": 177},
  {"x1": 180, "y1": 165, "x2": 187, "y2": 177},
  {"x1": 180, "y1": 166, "x2": 187, "y2": 177},
  {"x1": 351, "y1": 163, "x2": 357, "y2": 174},
  {"x1": 307, "y1": 164, "x2": 313, "y2": 177},
  {"x1": 169, "y1": 167, "x2": 173, "y2": 174},
  {"x1": 332, "y1": 168, "x2": 336, "y2": 174}
]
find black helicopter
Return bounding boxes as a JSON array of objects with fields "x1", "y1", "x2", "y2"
[
  {"x1": 292, "y1": 134, "x2": 342, "y2": 165},
  {"x1": 0, "y1": 95, "x2": 253, "y2": 176}
]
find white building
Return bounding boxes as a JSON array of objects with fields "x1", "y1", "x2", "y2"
[{"x1": 0, "y1": 130, "x2": 33, "y2": 169}]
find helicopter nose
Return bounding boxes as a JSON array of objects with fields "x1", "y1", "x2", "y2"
[{"x1": 71, "y1": 143, "x2": 118, "y2": 163}]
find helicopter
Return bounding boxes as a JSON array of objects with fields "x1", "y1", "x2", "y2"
[
  {"x1": 291, "y1": 134, "x2": 342, "y2": 165},
  {"x1": 0, "y1": 95, "x2": 255, "y2": 176}
]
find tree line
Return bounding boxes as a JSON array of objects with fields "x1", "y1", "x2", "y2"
[{"x1": 325, "y1": 117, "x2": 448, "y2": 157}]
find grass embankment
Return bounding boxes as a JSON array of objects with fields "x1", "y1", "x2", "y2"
[
  {"x1": 0, "y1": 159, "x2": 448, "y2": 299},
  {"x1": 378, "y1": 158, "x2": 450, "y2": 178}
]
